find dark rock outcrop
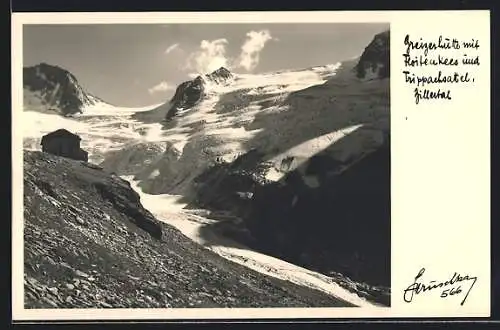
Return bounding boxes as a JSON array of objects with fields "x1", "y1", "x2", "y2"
[
  {"x1": 132, "y1": 67, "x2": 234, "y2": 124},
  {"x1": 23, "y1": 150, "x2": 354, "y2": 308},
  {"x1": 23, "y1": 63, "x2": 102, "y2": 115},
  {"x1": 355, "y1": 30, "x2": 390, "y2": 79},
  {"x1": 165, "y1": 76, "x2": 206, "y2": 121},
  {"x1": 41, "y1": 129, "x2": 88, "y2": 162}
]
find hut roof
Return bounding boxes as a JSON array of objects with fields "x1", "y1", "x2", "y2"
[{"x1": 41, "y1": 129, "x2": 81, "y2": 145}]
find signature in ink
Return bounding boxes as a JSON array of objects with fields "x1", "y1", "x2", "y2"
[{"x1": 403, "y1": 268, "x2": 478, "y2": 306}]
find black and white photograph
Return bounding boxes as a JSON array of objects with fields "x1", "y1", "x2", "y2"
[{"x1": 21, "y1": 22, "x2": 391, "y2": 310}]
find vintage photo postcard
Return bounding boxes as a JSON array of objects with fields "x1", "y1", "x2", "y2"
[{"x1": 11, "y1": 10, "x2": 490, "y2": 320}]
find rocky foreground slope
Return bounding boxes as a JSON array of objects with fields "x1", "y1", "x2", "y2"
[{"x1": 23, "y1": 150, "x2": 354, "y2": 308}]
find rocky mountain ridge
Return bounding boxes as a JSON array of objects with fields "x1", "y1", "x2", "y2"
[
  {"x1": 132, "y1": 66, "x2": 234, "y2": 124},
  {"x1": 355, "y1": 30, "x2": 390, "y2": 79},
  {"x1": 23, "y1": 63, "x2": 105, "y2": 115}
]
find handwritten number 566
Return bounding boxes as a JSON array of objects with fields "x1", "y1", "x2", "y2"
[{"x1": 441, "y1": 286, "x2": 462, "y2": 298}]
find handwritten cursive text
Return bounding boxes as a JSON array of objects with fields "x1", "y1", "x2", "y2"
[{"x1": 403, "y1": 268, "x2": 477, "y2": 305}]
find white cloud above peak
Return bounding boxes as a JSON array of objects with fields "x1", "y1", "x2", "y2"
[
  {"x1": 237, "y1": 30, "x2": 275, "y2": 71},
  {"x1": 184, "y1": 38, "x2": 230, "y2": 74},
  {"x1": 148, "y1": 81, "x2": 174, "y2": 94},
  {"x1": 183, "y1": 30, "x2": 275, "y2": 74}
]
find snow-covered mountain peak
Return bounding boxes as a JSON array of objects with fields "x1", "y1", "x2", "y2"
[
  {"x1": 23, "y1": 62, "x2": 108, "y2": 116},
  {"x1": 131, "y1": 61, "x2": 344, "y2": 127},
  {"x1": 124, "y1": 53, "x2": 388, "y2": 191},
  {"x1": 205, "y1": 66, "x2": 233, "y2": 85}
]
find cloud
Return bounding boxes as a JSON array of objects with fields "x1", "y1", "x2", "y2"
[
  {"x1": 184, "y1": 38, "x2": 230, "y2": 74},
  {"x1": 186, "y1": 73, "x2": 200, "y2": 79},
  {"x1": 183, "y1": 30, "x2": 275, "y2": 74},
  {"x1": 148, "y1": 81, "x2": 174, "y2": 94},
  {"x1": 237, "y1": 30, "x2": 274, "y2": 71},
  {"x1": 165, "y1": 43, "x2": 181, "y2": 55}
]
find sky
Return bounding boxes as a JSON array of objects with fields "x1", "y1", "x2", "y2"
[{"x1": 23, "y1": 23, "x2": 389, "y2": 107}]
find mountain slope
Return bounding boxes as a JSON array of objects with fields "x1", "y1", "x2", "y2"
[
  {"x1": 23, "y1": 150, "x2": 354, "y2": 308},
  {"x1": 22, "y1": 30, "x2": 391, "y2": 307},
  {"x1": 23, "y1": 63, "x2": 106, "y2": 116},
  {"x1": 99, "y1": 30, "x2": 390, "y2": 304}
]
